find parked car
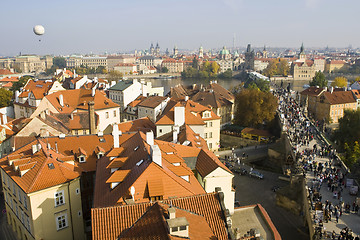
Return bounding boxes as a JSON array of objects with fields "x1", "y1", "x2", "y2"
[
  {"x1": 249, "y1": 170, "x2": 264, "y2": 179},
  {"x1": 234, "y1": 167, "x2": 247, "y2": 175}
]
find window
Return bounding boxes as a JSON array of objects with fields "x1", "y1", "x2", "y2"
[
  {"x1": 105, "y1": 112, "x2": 109, "y2": 119},
  {"x1": 180, "y1": 225, "x2": 187, "y2": 231},
  {"x1": 55, "y1": 191, "x2": 65, "y2": 207},
  {"x1": 23, "y1": 196, "x2": 27, "y2": 210},
  {"x1": 13, "y1": 182, "x2": 16, "y2": 196},
  {"x1": 26, "y1": 216, "x2": 30, "y2": 231},
  {"x1": 75, "y1": 188, "x2": 80, "y2": 195},
  {"x1": 204, "y1": 133, "x2": 208, "y2": 139},
  {"x1": 18, "y1": 189, "x2": 22, "y2": 203},
  {"x1": 209, "y1": 132, "x2": 213, "y2": 138},
  {"x1": 172, "y1": 227, "x2": 178, "y2": 232},
  {"x1": 113, "y1": 110, "x2": 116, "y2": 117},
  {"x1": 209, "y1": 143, "x2": 212, "y2": 149},
  {"x1": 79, "y1": 156, "x2": 86, "y2": 163},
  {"x1": 209, "y1": 122, "x2": 213, "y2": 127},
  {"x1": 56, "y1": 213, "x2": 68, "y2": 230}
]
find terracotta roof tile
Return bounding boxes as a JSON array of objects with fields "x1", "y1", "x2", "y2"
[
  {"x1": 322, "y1": 91, "x2": 356, "y2": 105},
  {"x1": 92, "y1": 193, "x2": 228, "y2": 240}
]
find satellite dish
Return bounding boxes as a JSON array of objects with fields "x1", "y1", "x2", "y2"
[
  {"x1": 33, "y1": 25, "x2": 45, "y2": 36},
  {"x1": 130, "y1": 186, "x2": 135, "y2": 200}
]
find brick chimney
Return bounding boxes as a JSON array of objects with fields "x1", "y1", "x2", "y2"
[{"x1": 88, "y1": 101, "x2": 96, "y2": 134}]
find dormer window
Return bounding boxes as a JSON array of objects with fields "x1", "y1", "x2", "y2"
[{"x1": 79, "y1": 156, "x2": 86, "y2": 163}]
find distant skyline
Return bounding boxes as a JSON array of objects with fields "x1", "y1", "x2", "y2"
[{"x1": 0, "y1": 0, "x2": 358, "y2": 56}]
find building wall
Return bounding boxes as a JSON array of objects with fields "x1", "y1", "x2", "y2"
[
  {"x1": 188, "y1": 125, "x2": 205, "y2": 139},
  {"x1": 30, "y1": 98, "x2": 59, "y2": 118},
  {"x1": 204, "y1": 119, "x2": 220, "y2": 151},
  {"x1": 95, "y1": 108, "x2": 120, "y2": 131},
  {"x1": 16, "y1": 117, "x2": 64, "y2": 137},
  {"x1": 203, "y1": 167, "x2": 234, "y2": 214},
  {"x1": 315, "y1": 101, "x2": 357, "y2": 123},
  {"x1": 122, "y1": 81, "x2": 142, "y2": 110},
  {"x1": 1, "y1": 169, "x2": 34, "y2": 240},
  {"x1": 292, "y1": 64, "x2": 316, "y2": 81},
  {"x1": 28, "y1": 178, "x2": 85, "y2": 240},
  {"x1": 156, "y1": 125, "x2": 173, "y2": 137}
]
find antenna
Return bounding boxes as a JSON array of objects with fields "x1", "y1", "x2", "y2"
[{"x1": 130, "y1": 186, "x2": 135, "y2": 201}]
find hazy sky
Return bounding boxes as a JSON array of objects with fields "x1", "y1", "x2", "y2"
[{"x1": 0, "y1": 0, "x2": 358, "y2": 56}]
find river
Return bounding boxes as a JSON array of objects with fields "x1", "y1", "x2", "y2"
[{"x1": 146, "y1": 78, "x2": 242, "y2": 94}]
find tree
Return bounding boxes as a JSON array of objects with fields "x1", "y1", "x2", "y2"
[
  {"x1": 331, "y1": 77, "x2": 348, "y2": 88},
  {"x1": 218, "y1": 69, "x2": 233, "y2": 79},
  {"x1": 263, "y1": 59, "x2": 278, "y2": 77},
  {"x1": 210, "y1": 62, "x2": 220, "y2": 75},
  {"x1": 10, "y1": 76, "x2": 32, "y2": 93},
  {"x1": 107, "y1": 70, "x2": 123, "y2": 82},
  {"x1": 0, "y1": 88, "x2": 13, "y2": 107},
  {"x1": 53, "y1": 57, "x2": 66, "y2": 69},
  {"x1": 309, "y1": 71, "x2": 328, "y2": 88},
  {"x1": 192, "y1": 57, "x2": 199, "y2": 69},
  {"x1": 233, "y1": 88, "x2": 278, "y2": 127},
  {"x1": 277, "y1": 59, "x2": 290, "y2": 76},
  {"x1": 95, "y1": 66, "x2": 107, "y2": 74},
  {"x1": 161, "y1": 67, "x2": 168, "y2": 73}
]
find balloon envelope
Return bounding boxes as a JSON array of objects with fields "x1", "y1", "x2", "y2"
[{"x1": 33, "y1": 25, "x2": 45, "y2": 36}]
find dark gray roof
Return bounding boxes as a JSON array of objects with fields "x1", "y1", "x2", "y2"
[{"x1": 109, "y1": 80, "x2": 132, "y2": 91}]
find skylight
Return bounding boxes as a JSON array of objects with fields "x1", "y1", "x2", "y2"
[
  {"x1": 48, "y1": 163, "x2": 55, "y2": 169},
  {"x1": 136, "y1": 159, "x2": 143, "y2": 166}
]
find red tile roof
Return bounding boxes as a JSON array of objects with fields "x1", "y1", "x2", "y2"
[
  {"x1": 322, "y1": 91, "x2": 356, "y2": 105},
  {"x1": 115, "y1": 117, "x2": 156, "y2": 134},
  {"x1": 91, "y1": 192, "x2": 228, "y2": 240},
  {"x1": 45, "y1": 89, "x2": 119, "y2": 113},
  {"x1": 300, "y1": 86, "x2": 325, "y2": 96},
  {"x1": 0, "y1": 139, "x2": 80, "y2": 193},
  {"x1": 93, "y1": 132, "x2": 206, "y2": 208},
  {"x1": 0, "y1": 69, "x2": 15, "y2": 75}
]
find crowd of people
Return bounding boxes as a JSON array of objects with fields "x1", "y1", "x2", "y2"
[{"x1": 274, "y1": 87, "x2": 359, "y2": 240}]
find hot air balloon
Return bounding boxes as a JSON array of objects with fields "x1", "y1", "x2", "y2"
[{"x1": 33, "y1": 25, "x2": 45, "y2": 41}]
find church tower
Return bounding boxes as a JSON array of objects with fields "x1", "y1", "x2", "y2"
[
  {"x1": 298, "y1": 43, "x2": 306, "y2": 62},
  {"x1": 155, "y1": 42, "x2": 160, "y2": 56},
  {"x1": 262, "y1": 45, "x2": 268, "y2": 58},
  {"x1": 173, "y1": 45, "x2": 178, "y2": 57},
  {"x1": 150, "y1": 43, "x2": 155, "y2": 55},
  {"x1": 199, "y1": 46, "x2": 204, "y2": 58}
]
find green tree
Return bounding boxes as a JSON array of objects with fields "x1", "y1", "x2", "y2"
[
  {"x1": 0, "y1": 88, "x2": 13, "y2": 107},
  {"x1": 218, "y1": 69, "x2": 233, "y2": 79},
  {"x1": 192, "y1": 57, "x2": 199, "y2": 69},
  {"x1": 309, "y1": 71, "x2": 328, "y2": 88},
  {"x1": 95, "y1": 66, "x2": 107, "y2": 74},
  {"x1": 161, "y1": 67, "x2": 169, "y2": 73},
  {"x1": 10, "y1": 76, "x2": 32, "y2": 93},
  {"x1": 107, "y1": 70, "x2": 123, "y2": 82},
  {"x1": 53, "y1": 57, "x2": 66, "y2": 69},
  {"x1": 233, "y1": 88, "x2": 277, "y2": 127},
  {"x1": 331, "y1": 77, "x2": 348, "y2": 88}
]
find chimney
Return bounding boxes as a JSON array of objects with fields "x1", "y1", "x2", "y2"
[
  {"x1": 40, "y1": 128, "x2": 49, "y2": 137},
  {"x1": 151, "y1": 145, "x2": 162, "y2": 167},
  {"x1": 15, "y1": 90, "x2": 19, "y2": 103},
  {"x1": 88, "y1": 101, "x2": 96, "y2": 134},
  {"x1": 92, "y1": 87, "x2": 96, "y2": 97},
  {"x1": 112, "y1": 124, "x2": 120, "y2": 148},
  {"x1": 173, "y1": 125, "x2": 179, "y2": 143},
  {"x1": 59, "y1": 94, "x2": 64, "y2": 107},
  {"x1": 168, "y1": 206, "x2": 176, "y2": 219},
  {"x1": 55, "y1": 142, "x2": 58, "y2": 153},
  {"x1": 174, "y1": 106, "x2": 185, "y2": 127},
  {"x1": 32, "y1": 145, "x2": 38, "y2": 154},
  {"x1": 70, "y1": 112, "x2": 73, "y2": 120},
  {"x1": 40, "y1": 110, "x2": 46, "y2": 119},
  {"x1": 184, "y1": 96, "x2": 189, "y2": 101},
  {"x1": 146, "y1": 131, "x2": 154, "y2": 146},
  {"x1": 324, "y1": 87, "x2": 327, "y2": 92},
  {"x1": 330, "y1": 87, "x2": 334, "y2": 94},
  {"x1": 2, "y1": 114, "x2": 7, "y2": 125}
]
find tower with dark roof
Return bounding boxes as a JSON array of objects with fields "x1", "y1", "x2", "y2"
[{"x1": 150, "y1": 43, "x2": 155, "y2": 55}]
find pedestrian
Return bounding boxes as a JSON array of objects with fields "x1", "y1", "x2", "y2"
[{"x1": 336, "y1": 210, "x2": 340, "y2": 223}]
